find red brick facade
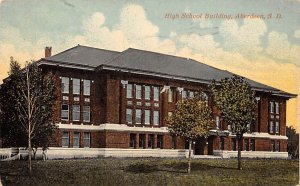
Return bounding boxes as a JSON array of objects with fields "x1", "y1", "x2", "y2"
[{"x1": 42, "y1": 64, "x2": 290, "y2": 155}]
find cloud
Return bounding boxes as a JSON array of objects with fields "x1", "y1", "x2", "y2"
[
  {"x1": 66, "y1": 4, "x2": 176, "y2": 54},
  {"x1": 266, "y1": 31, "x2": 300, "y2": 65},
  {"x1": 219, "y1": 19, "x2": 267, "y2": 57},
  {"x1": 294, "y1": 29, "x2": 300, "y2": 38}
]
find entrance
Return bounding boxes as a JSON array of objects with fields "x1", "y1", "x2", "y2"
[{"x1": 194, "y1": 136, "x2": 215, "y2": 155}]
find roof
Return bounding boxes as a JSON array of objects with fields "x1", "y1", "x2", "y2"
[
  {"x1": 41, "y1": 45, "x2": 296, "y2": 98},
  {"x1": 45, "y1": 45, "x2": 120, "y2": 67}
]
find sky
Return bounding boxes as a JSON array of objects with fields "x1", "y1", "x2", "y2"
[{"x1": 0, "y1": 0, "x2": 299, "y2": 131}]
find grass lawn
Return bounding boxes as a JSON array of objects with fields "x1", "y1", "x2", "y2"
[{"x1": 0, "y1": 158, "x2": 298, "y2": 186}]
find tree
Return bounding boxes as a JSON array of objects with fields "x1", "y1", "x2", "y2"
[
  {"x1": 0, "y1": 58, "x2": 56, "y2": 175},
  {"x1": 0, "y1": 57, "x2": 27, "y2": 147},
  {"x1": 211, "y1": 75, "x2": 256, "y2": 170},
  {"x1": 168, "y1": 91, "x2": 213, "y2": 173},
  {"x1": 286, "y1": 126, "x2": 299, "y2": 159}
]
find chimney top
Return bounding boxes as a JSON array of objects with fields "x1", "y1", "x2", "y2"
[{"x1": 45, "y1": 46, "x2": 52, "y2": 58}]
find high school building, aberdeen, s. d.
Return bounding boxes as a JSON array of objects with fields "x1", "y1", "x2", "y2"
[{"x1": 2, "y1": 45, "x2": 297, "y2": 159}]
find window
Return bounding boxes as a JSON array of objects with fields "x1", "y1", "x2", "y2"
[
  {"x1": 157, "y1": 135, "x2": 163, "y2": 149},
  {"x1": 62, "y1": 132, "x2": 69, "y2": 148},
  {"x1": 271, "y1": 140, "x2": 275, "y2": 151},
  {"x1": 136, "y1": 85, "x2": 142, "y2": 99},
  {"x1": 168, "y1": 88, "x2": 173, "y2": 102},
  {"x1": 247, "y1": 123, "x2": 251, "y2": 132},
  {"x1": 61, "y1": 77, "x2": 69, "y2": 93},
  {"x1": 83, "y1": 132, "x2": 90, "y2": 148},
  {"x1": 269, "y1": 121, "x2": 274, "y2": 133},
  {"x1": 83, "y1": 106, "x2": 90, "y2": 122},
  {"x1": 220, "y1": 137, "x2": 225, "y2": 150},
  {"x1": 73, "y1": 132, "x2": 80, "y2": 148},
  {"x1": 72, "y1": 105, "x2": 80, "y2": 121},
  {"x1": 189, "y1": 91, "x2": 194, "y2": 98},
  {"x1": 275, "y1": 102, "x2": 279, "y2": 114},
  {"x1": 269, "y1": 101, "x2": 280, "y2": 134},
  {"x1": 216, "y1": 116, "x2": 220, "y2": 129},
  {"x1": 144, "y1": 110, "x2": 150, "y2": 125},
  {"x1": 83, "y1": 80, "x2": 91, "y2": 96},
  {"x1": 277, "y1": 141, "x2": 280, "y2": 152},
  {"x1": 130, "y1": 134, "x2": 135, "y2": 148},
  {"x1": 136, "y1": 109, "x2": 141, "y2": 124},
  {"x1": 182, "y1": 90, "x2": 187, "y2": 99},
  {"x1": 172, "y1": 136, "x2": 176, "y2": 149},
  {"x1": 275, "y1": 121, "x2": 279, "y2": 134},
  {"x1": 203, "y1": 92, "x2": 209, "y2": 102},
  {"x1": 154, "y1": 86, "x2": 159, "y2": 101},
  {"x1": 127, "y1": 84, "x2": 133, "y2": 98},
  {"x1": 232, "y1": 138, "x2": 236, "y2": 151},
  {"x1": 148, "y1": 134, "x2": 154, "y2": 149},
  {"x1": 72, "y1": 78, "x2": 80, "y2": 94},
  {"x1": 154, "y1": 111, "x2": 159, "y2": 125},
  {"x1": 250, "y1": 139, "x2": 255, "y2": 151},
  {"x1": 244, "y1": 139, "x2": 249, "y2": 151},
  {"x1": 270, "y1": 102, "x2": 274, "y2": 113},
  {"x1": 139, "y1": 134, "x2": 145, "y2": 149},
  {"x1": 61, "y1": 105, "x2": 69, "y2": 120},
  {"x1": 126, "y1": 109, "x2": 132, "y2": 124},
  {"x1": 145, "y1": 86, "x2": 151, "y2": 100}
]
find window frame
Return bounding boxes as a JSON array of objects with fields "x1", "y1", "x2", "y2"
[
  {"x1": 153, "y1": 86, "x2": 159, "y2": 101},
  {"x1": 126, "y1": 109, "x2": 132, "y2": 124},
  {"x1": 168, "y1": 88, "x2": 173, "y2": 102},
  {"x1": 72, "y1": 78, "x2": 80, "y2": 95},
  {"x1": 145, "y1": 85, "x2": 151, "y2": 100},
  {"x1": 83, "y1": 132, "x2": 90, "y2": 148},
  {"x1": 72, "y1": 105, "x2": 80, "y2": 121},
  {"x1": 61, "y1": 77, "x2": 70, "y2": 94},
  {"x1": 135, "y1": 109, "x2": 142, "y2": 124},
  {"x1": 61, "y1": 104, "x2": 69, "y2": 121},
  {"x1": 126, "y1": 84, "x2": 133, "y2": 98},
  {"x1": 136, "y1": 85, "x2": 142, "y2": 99},
  {"x1": 62, "y1": 131, "x2": 69, "y2": 148},
  {"x1": 83, "y1": 106, "x2": 90, "y2": 122},
  {"x1": 73, "y1": 132, "x2": 80, "y2": 148},
  {"x1": 83, "y1": 79, "x2": 91, "y2": 96},
  {"x1": 153, "y1": 110, "x2": 159, "y2": 126},
  {"x1": 144, "y1": 109, "x2": 150, "y2": 125}
]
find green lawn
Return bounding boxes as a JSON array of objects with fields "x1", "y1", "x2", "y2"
[{"x1": 0, "y1": 158, "x2": 298, "y2": 186}]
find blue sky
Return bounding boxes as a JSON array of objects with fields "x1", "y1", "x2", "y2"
[{"x1": 0, "y1": 0, "x2": 299, "y2": 130}]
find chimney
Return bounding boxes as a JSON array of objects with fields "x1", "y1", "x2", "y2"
[{"x1": 45, "y1": 46, "x2": 52, "y2": 58}]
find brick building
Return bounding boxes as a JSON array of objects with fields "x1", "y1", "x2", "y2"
[{"x1": 35, "y1": 45, "x2": 295, "y2": 158}]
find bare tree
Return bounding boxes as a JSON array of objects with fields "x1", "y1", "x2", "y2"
[{"x1": 1, "y1": 59, "x2": 56, "y2": 175}]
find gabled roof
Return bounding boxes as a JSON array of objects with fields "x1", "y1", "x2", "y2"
[{"x1": 41, "y1": 45, "x2": 296, "y2": 98}]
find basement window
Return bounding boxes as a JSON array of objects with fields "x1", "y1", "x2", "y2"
[
  {"x1": 84, "y1": 132, "x2": 90, "y2": 148},
  {"x1": 73, "y1": 132, "x2": 80, "y2": 148},
  {"x1": 62, "y1": 132, "x2": 69, "y2": 148}
]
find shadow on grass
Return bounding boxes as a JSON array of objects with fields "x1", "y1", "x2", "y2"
[{"x1": 125, "y1": 161, "x2": 237, "y2": 174}]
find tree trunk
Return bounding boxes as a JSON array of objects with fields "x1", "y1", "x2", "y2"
[
  {"x1": 237, "y1": 137, "x2": 242, "y2": 170},
  {"x1": 187, "y1": 140, "x2": 192, "y2": 173},
  {"x1": 28, "y1": 135, "x2": 32, "y2": 176}
]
